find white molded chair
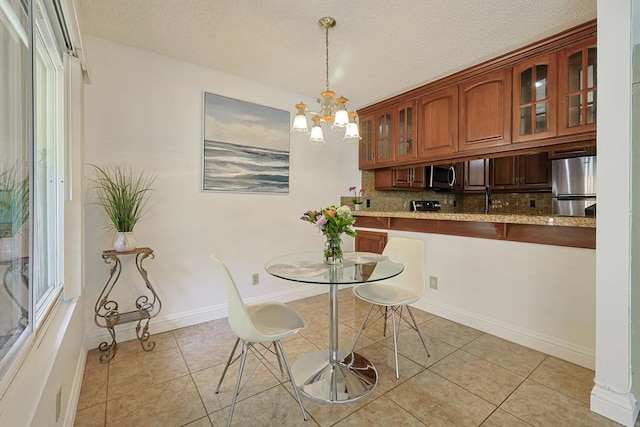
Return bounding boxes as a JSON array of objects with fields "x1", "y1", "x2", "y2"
[
  {"x1": 211, "y1": 253, "x2": 308, "y2": 427},
  {"x1": 350, "y1": 237, "x2": 430, "y2": 379}
]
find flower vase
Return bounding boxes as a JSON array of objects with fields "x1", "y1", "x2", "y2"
[
  {"x1": 113, "y1": 232, "x2": 137, "y2": 252},
  {"x1": 354, "y1": 203, "x2": 362, "y2": 211},
  {"x1": 324, "y1": 233, "x2": 343, "y2": 265}
]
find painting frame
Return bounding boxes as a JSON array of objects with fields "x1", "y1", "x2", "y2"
[{"x1": 202, "y1": 92, "x2": 290, "y2": 194}]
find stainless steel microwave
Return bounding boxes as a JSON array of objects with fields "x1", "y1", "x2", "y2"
[{"x1": 426, "y1": 164, "x2": 456, "y2": 190}]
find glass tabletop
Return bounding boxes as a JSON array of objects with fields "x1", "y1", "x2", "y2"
[{"x1": 265, "y1": 251, "x2": 404, "y2": 284}]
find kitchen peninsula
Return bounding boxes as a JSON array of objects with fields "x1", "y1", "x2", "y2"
[{"x1": 354, "y1": 210, "x2": 595, "y2": 249}]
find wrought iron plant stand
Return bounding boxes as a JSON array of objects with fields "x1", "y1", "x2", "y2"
[{"x1": 94, "y1": 247, "x2": 161, "y2": 363}]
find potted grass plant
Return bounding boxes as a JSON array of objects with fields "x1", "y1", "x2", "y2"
[
  {"x1": 0, "y1": 163, "x2": 28, "y2": 261},
  {"x1": 90, "y1": 164, "x2": 157, "y2": 252}
]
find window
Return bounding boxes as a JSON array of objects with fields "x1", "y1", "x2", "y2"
[
  {"x1": 33, "y1": 0, "x2": 63, "y2": 323},
  {"x1": 0, "y1": 0, "x2": 64, "y2": 382}
]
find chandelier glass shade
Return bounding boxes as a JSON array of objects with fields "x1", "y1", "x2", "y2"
[{"x1": 291, "y1": 17, "x2": 360, "y2": 144}]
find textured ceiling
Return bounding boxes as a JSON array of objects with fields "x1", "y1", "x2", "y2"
[{"x1": 75, "y1": 0, "x2": 597, "y2": 110}]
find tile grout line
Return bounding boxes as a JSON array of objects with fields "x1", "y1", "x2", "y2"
[
  {"x1": 423, "y1": 342, "x2": 545, "y2": 426},
  {"x1": 417, "y1": 333, "x2": 534, "y2": 426},
  {"x1": 172, "y1": 329, "x2": 212, "y2": 426},
  {"x1": 488, "y1": 354, "x2": 550, "y2": 426}
]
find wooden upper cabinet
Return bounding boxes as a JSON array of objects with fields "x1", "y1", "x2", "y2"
[
  {"x1": 490, "y1": 152, "x2": 551, "y2": 191},
  {"x1": 520, "y1": 152, "x2": 551, "y2": 189},
  {"x1": 417, "y1": 86, "x2": 459, "y2": 158},
  {"x1": 393, "y1": 167, "x2": 425, "y2": 189},
  {"x1": 490, "y1": 156, "x2": 519, "y2": 190},
  {"x1": 374, "y1": 167, "x2": 425, "y2": 190},
  {"x1": 375, "y1": 110, "x2": 395, "y2": 165},
  {"x1": 395, "y1": 100, "x2": 418, "y2": 161},
  {"x1": 357, "y1": 21, "x2": 596, "y2": 170},
  {"x1": 459, "y1": 69, "x2": 512, "y2": 151},
  {"x1": 358, "y1": 114, "x2": 375, "y2": 169},
  {"x1": 558, "y1": 36, "x2": 597, "y2": 136},
  {"x1": 463, "y1": 159, "x2": 489, "y2": 192},
  {"x1": 373, "y1": 168, "x2": 393, "y2": 190},
  {"x1": 512, "y1": 53, "x2": 557, "y2": 142}
]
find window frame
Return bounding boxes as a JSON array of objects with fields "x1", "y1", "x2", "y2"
[
  {"x1": 0, "y1": 0, "x2": 66, "y2": 393},
  {"x1": 32, "y1": 0, "x2": 64, "y2": 329}
]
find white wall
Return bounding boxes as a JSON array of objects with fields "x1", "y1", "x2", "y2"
[{"x1": 82, "y1": 36, "x2": 361, "y2": 346}]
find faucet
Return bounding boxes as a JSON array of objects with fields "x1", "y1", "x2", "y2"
[{"x1": 485, "y1": 185, "x2": 492, "y2": 214}]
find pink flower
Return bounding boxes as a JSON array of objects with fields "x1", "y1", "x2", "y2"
[
  {"x1": 350, "y1": 186, "x2": 365, "y2": 204},
  {"x1": 315, "y1": 215, "x2": 328, "y2": 230}
]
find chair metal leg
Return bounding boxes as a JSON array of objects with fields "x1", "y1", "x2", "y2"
[
  {"x1": 383, "y1": 306, "x2": 389, "y2": 337},
  {"x1": 350, "y1": 303, "x2": 375, "y2": 353},
  {"x1": 391, "y1": 306, "x2": 400, "y2": 379},
  {"x1": 227, "y1": 341, "x2": 250, "y2": 427},
  {"x1": 273, "y1": 341, "x2": 285, "y2": 377},
  {"x1": 406, "y1": 306, "x2": 430, "y2": 358},
  {"x1": 275, "y1": 340, "x2": 308, "y2": 421},
  {"x1": 216, "y1": 337, "x2": 240, "y2": 394}
]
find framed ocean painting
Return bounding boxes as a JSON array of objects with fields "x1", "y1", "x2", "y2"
[{"x1": 202, "y1": 92, "x2": 290, "y2": 193}]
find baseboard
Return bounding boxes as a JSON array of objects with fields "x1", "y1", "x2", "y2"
[
  {"x1": 86, "y1": 284, "x2": 327, "y2": 350},
  {"x1": 64, "y1": 335, "x2": 87, "y2": 427},
  {"x1": 413, "y1": 299, "x2": 595, "y2": 369},
  {"x1": 87, "y1": 287, "x2": 595, "y2": 370},
  {"x1": 591, "y1": 385, "x2": 639, "y2": 426}
]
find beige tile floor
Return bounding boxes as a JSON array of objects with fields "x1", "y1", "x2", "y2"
[{"x1": 74, "y1": 289, "x2": 620, "y2": 427}]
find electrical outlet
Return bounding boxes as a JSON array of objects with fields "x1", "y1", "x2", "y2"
[
  {"x1": 55, "y1": 387, "x2": 61, "y2": 422},
  {"x1": 366, "y1": 198, "x2": 371, "y2": 208},
  {"x1": 252, "y1": 273, "x2": 260, "y2": 286},
  {"x1": 429, "y1": 276, "x2": 438, "y2": 289}
]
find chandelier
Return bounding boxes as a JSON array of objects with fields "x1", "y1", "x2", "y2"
[{"x1": 291, "y1": 17, "x2": 360, "y2": 144}]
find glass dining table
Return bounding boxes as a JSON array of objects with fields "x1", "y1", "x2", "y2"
[{"x1": 265, "y1": 251, "x2": 404, "y2": 404}]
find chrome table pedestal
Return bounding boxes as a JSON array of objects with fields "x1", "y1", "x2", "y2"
[
  {"x1": 292, "y1": 265, "x2": 377, "y2": 403},
  {"x1": 266, "y1": 252, "x2": 403, "y2": 404}
]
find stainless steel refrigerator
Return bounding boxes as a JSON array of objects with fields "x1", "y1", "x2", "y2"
[{"x1": 551, "y1": 155, "x2": 597, "y2": 216}]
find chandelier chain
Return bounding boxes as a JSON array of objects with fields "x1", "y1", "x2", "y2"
[{"x1": 325, "y1": 24, "x2": 329, "y2": 91}]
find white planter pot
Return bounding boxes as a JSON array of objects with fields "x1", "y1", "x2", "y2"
[
  {"x1": 354, "y1": 204, "x2": 362, "y2": 211},
  {"x1": 113, "y1": 232, "x2": 137, "y2": 252}
]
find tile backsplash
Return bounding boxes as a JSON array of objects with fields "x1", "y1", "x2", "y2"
[{"x1": 340, "y1": 171, "x2": 552, "y2": 215}]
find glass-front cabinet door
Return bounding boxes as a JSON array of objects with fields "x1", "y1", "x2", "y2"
[
  {"x1": 558, "y1": 36, "x2": 597, "y2": 135},
  {"x1": 358, "y1": 114, "x2": 375, "y2": 169},
  {"x1": 512, "y1": 53, "x2": 557, "y2": 142},
  {"x1": 375, "y1": 111, "x2": 394, "y2": 165},
  {"x1": 395, "y1": 100, "x2": 417, "y2": 161}
]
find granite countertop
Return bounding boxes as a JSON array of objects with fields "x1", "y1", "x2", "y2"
[{"x1": 354, "y1": 210, "x2": 596, "y2": 228}]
